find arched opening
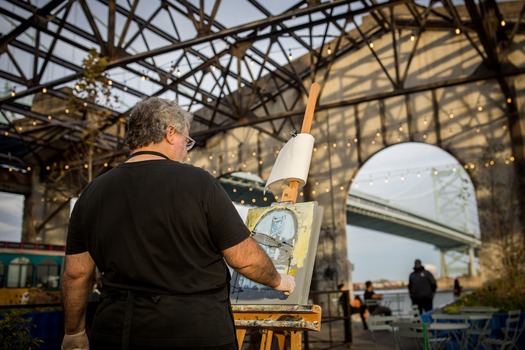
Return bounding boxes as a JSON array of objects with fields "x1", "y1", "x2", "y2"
[{"x1": 347, "y1": 143, "x2": 480, "y2": 288}]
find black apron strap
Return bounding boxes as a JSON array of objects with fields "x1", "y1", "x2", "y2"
[
  {"x1": 121, "y1": 291, "x2": 135, "y2": 350},
  {"x1": 128, "y1": 150, "x2": 170, "y2": 160}
]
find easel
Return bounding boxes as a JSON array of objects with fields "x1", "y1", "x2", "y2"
[
  {"x1": 233, "y1": 304, "x2": 322, "y2": 350},
  {"x1": 233, "y1": 82, "x2": 321, "y2": 349}
]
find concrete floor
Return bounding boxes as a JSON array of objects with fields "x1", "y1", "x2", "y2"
[
  {"x1": 306, "y1": 317, "x2": 408, "y2": 350},
  {"x1": 240, "y1": 317, "x2": 421, "y2": 349}
]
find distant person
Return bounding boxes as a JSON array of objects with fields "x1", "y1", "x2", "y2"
[
  {"x1": 453, "y1": 278, "x2": 462, "y2": 299},
  {"x1": 408, "y1": 259, "x2": 437, "y2": 314},
  {"x1": 364, "y1": 281, "x2": 392, "y2": 316}
]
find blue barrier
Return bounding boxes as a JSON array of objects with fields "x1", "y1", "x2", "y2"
[
  {"x1": 27, "y1": 310, "x2": 63, "y2": 350},
  {"x1": 0, "y1": 308, "x2": 63, "y2": 350}
]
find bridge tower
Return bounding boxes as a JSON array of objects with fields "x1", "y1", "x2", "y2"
[{"x1": 432, "y1": 167, "x2": 479, "y2": 278}]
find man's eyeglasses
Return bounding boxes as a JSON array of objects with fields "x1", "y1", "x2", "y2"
[{"x1": 183, "y1": 133, "x2": 196, "y2": 151}]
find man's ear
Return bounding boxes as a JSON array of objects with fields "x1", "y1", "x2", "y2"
[{"x1": 165, "y1": 125, "x2": 176, "y2": 144}]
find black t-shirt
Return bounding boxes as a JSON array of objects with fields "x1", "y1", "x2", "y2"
[{"x1": 67, "y1": 160, "x2": 250, "y2": 345}]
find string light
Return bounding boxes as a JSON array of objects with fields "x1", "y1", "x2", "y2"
[
  {"x1": 455, "y1": 28, "x2": 461, "y2": 35},
  {"x1": 369, "y1": 42, "x2": 374, "y2": 48},
  {"x1": 501, "y1": 20, "x2": 506, "y2": 27},
  {"x1": 26, "y1": 96, "x2": 514, "y2": 188},
  {"x1": 42, "y1": 87, "x2": 47, "y2": 93},
  {"x1": 288, "y1": 49, "x2": 293, "y2": 61},
  {"x1": 327, "y1": 46, "x2": 332, "y2": 55},
  {"x1": 410, "y1": 31, "x2": 415, "y2": 42}
]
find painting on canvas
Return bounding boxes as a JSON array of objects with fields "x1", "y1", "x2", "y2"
[{"x1": 230, "y1": 201, "x2": 323, "y2": 305}]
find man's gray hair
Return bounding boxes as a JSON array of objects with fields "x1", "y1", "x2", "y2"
[{"x1": 125, "y1": 97, "x2": 193, "y2": 150}]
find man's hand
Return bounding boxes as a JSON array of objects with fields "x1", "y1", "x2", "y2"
[
  {"x1": 275, "y1": 274, "x2": 296, "y2": 295},
  {"x1": 62, "y1": 329, "x2": 89, "y2": 350}
]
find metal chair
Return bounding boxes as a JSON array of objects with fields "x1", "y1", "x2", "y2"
[
  {"x1": 393, "y1": 321, "x2": 449, "y2": 350},
  {"x1": 481, "y1": 309, "x2": 523, "y2": 350},
  {"x1": 367, "y1": 315, "x2": 398, "y2": 350}
]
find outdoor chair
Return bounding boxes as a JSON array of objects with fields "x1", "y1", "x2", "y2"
[
  {"x1": 393, "y1": 321, "x2": 449, "y2": 350},
  {"x1": 367, "y1": 315, "x2": 398, "y2": 350},
  {"x1": 481, "y1": 309, "x2": 523, "y2": 350}
]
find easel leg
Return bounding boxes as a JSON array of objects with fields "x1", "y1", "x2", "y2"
[
  {"x1": 260, "y1": 329, "x2": 274, "y2": 350},
  {"x1": 275, "y1": 333, "x2": 286, "y2": 349},
  {"x1": 236, "y1": 329, "x2": 246, "y2": 349},
  {"x1": 290, "y1": 331, "x2": 302, "y2": 350}
]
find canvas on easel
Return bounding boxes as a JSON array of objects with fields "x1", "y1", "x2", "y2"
[{"x1": 230, "y1": 201, "x2": 323, "y2": 305}]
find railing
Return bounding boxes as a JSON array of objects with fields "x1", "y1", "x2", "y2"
[{"x1": 306, "y1": 289, "x2": 353, "y2": 349}]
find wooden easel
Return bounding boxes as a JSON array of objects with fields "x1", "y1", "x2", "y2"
[
  {"x1": 233, "y1": 304, "x2": 322, "y2": 350},
  {"x1": 233, "y1": 83, "x2": 321, "y2": 349},
  {"x1": 280, "y1": 82, "x2": 319, "y2": 204}
]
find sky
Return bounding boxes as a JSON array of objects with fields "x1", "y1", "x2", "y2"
[
  {"x1": 0, "y1": 192, "x2": 24, "y2": 242},
  {"x1": 0, "y1": 142, "x2": 479, "y2": 284}
]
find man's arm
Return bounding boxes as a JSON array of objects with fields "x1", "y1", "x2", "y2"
[
  {"x1": 62, "y1": 252, "x2": 96, "y2": 334},
  {"x1": 222, "y1": 236, "x2": 294, "y2": 293},
  {"x1": 371, "y1": 292, "x2": 383, "y2": 300}
]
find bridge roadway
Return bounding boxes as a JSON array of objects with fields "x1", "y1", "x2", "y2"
[
  {"x1": 347, "y1": 190, "x2": 481, "y2": 253},
  {"x1": 219, "y1": 174, "x2": 481, "y2": 254}
]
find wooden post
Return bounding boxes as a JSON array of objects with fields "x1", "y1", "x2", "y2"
[{"x1": 279, "y1": 82, "x2": 320, "y2": 204}]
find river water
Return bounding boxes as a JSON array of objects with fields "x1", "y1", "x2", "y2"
[{"x1": 354, "y1": 288, "x2": 455, "y2": 315}]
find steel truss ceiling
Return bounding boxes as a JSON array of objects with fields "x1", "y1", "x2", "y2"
[{"x1": 0, "y1": 0, "x2": 524, "y2": 187}]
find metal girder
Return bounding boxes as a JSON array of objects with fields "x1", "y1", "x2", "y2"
[{"x1": 0, "y1": 0, "x2": 524, "y2": 187}]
